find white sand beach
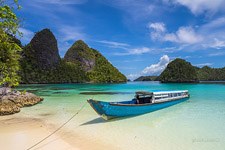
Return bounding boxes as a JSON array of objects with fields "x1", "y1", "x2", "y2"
[{"x1": 0, "y1": 114, "x2": 115, "y2": 150}]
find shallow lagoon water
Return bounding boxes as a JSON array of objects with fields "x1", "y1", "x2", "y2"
[{"x1": 17, "y1": 82, "x2": 225, "y2": 150}]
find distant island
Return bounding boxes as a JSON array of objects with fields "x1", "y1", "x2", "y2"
[
  {"x1": 19, "y1": 29, "x2": 127, "y2": 84},
  {"x1": 134, "y1": 76, "x2": 159, "y2": 81},
  {"x1": 134, "y1": 58, "x2": 225, "y2": 83}
]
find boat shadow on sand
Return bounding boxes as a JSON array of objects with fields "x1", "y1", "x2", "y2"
[{"x1": 80, "y1": 113, "x2": 152, "y2": 126}]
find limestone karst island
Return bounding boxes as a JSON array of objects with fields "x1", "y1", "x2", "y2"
[{"x1": 1, "y1": 1, "x2": 225, "y2": 150}]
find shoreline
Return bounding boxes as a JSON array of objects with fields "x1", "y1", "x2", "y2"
[{"x1": 0, "y1": 114, "x2": 116, "y2": 150}]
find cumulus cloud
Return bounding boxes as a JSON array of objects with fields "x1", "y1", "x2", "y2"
[
  {"x1": 141, "y1": 55, "x2": 170, "y2": 75},
  {"x1": 166, "y1": 26, "x2": 203, "y2": 44},
  {"x1": 127, "y1": 55, "x2": 170, "y2": 80},
  {"x1": 149, "y1": 22, "x2": 202, "y2": 44},
  {"x1": 148, "y1": 22, "x2": 165, "y2": 40},
  {"x1": 166, "y1": 0, "x2": 225, "y2": 15},
  {"x1": 149, "y1": 22, "x2": 166, "y2": 32}
]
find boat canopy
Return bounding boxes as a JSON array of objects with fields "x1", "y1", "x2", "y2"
[{"x1": 135, "y1": 91, "x2": 153, "y2": 96}]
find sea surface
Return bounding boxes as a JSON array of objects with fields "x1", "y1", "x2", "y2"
[{"x1": 17, "y1": 82, "x2": 225, "y2": 150}]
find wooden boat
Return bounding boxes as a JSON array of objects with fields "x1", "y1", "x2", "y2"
[{"x1": 87, "y1": 90, "x2": 189, "y2": 120}]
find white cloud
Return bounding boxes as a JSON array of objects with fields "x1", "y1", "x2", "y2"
[
  {"x1": 18, "y1": 28, "x2": 34, "y2": 44},
  {"x1": 58, "y1": 25, "x2": 86, "y2": 42},
  {"x1": 141, "y1": 55, "x2": 170, "y2": 75},
  {"x1": 127, "y1": 74, "x2": 141, "y2": 80},
  {"x1": 114, "y1": 47, "x2": 151, "y2": 56},
  {"x1": 148, "y1": 22, "x2": 166, "y2": 40},
  {"x1": 169, "y1": 26, "x2": 203, "y2": 44},
  {"x1": 201, "y1": 17, "x2": 225, "y2": 31},
  {"x1": 163, "y1": 33, "x2": 178, "y2": 42},
  {"x1": 57, "y1": 25, "x2": 87, "y2": 55},
  {"x1": 127, "y1": 55, "x2": 170, "y2": 80},
  {"x1": 166, "y1": 0, "x2": 225, "y2": 15},
  {"x1": 147, "y1": 17, "x2": 225, "y2": 53},
  {"x1": 129, "y1": 47, "x2": 152, "y2": 55},
  {"x1": 97, "y1": 40, "x2": 130, "y2": 49},
  {"x1": 194, "y1": 63, "x2": 213, "y2": 67},
  {"x1": 149, "y1": 22, "x2": 166, "y2": 32},
  {"x1": 149, "y1": 23, "x2": 203, "y2": 44},
  {"x1": 208, "y1": 52, "x2": 225, "y2": 57},
  {"x1": 210, "y1": 38, "x2": 225, "y2": 49}
]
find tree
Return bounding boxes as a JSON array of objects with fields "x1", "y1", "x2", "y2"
[{"x1": 0, "y1": 0, "x2": 21, "y2": 87}]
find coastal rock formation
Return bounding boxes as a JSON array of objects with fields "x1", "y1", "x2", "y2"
[
  {"x1": 0, "y1": 99, "x2": 20, "y2": 115},
  {"x1": 0, "y1": 88, "x2": 43, "y2": 115},
  {"x1": 64, "y1": 40, "x2": 95, "y2": 72},
  {"x1": 159, "y1": 58, "x2": 198, "y2": 83},
  {"x1": 23, "y1": 28, "x2": 60, "y2": 69},
  {"x1": 64, "y1": 40, "x2": 127, "y2": 83},
  {"x1": 19, "y1": 29, "x2": 126, "y2": 83}
]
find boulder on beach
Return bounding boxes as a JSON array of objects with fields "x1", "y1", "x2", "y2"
[{"x1": 0, "y1": 88, "x2": 43, "y2": 116}]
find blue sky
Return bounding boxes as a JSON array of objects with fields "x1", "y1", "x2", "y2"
[{"x1": 16, "y1": 0, "x2": 225, "y2": 79}]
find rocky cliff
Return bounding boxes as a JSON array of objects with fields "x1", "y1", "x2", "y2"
[
  {"x1": 23, "y1": 29, "x2": 60, "y2": 69},
  {"x1": 19, "y1": 29, "x2": 126, "y2": 83},
  {"x1": 64, "y1": 40, "x2": 95, "y2": 72},
  {"x1": 64, "y1": 40, "x2": 127, "y2": 83}
]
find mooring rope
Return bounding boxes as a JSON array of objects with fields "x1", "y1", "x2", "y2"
[{"x1": 27, "y1": 101, "x2": 88, "y2": 150}]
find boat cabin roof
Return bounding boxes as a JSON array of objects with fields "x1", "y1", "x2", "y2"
[
  {"x1": 135, "y1": 91, "x2": 153, "y2": 96},
  {"x1": 135, "y1": 90, "x2": 188, "y2": 96},
  {"x1": 153, "y1": 90, "x2": 188, "y2": 94}
]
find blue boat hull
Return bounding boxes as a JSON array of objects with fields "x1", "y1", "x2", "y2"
[{"x1": 87, "y1": 97, "x2": 189, "y2": 120}]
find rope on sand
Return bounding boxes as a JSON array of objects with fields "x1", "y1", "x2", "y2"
[{"x1": 27, "y1": 101, "x2": 87, "y2": 150}]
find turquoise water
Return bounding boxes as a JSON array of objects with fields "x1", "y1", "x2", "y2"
[{"x1": 17, "y1": 82, "x2": 225, "y2": 150}]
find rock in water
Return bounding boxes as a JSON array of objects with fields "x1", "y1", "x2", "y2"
[
  {"x1": 0, "y1": 99, "x2": 20, "y2": 115},
  {"x1": 0, "y1": 89, "x2": 43, "y2": 115},
  {"x1": 64, "y1": 40, "x2": 95, "y2": 72},
  {"x1": 24, "y1": 28, "x2": 60, "y2": 69}
]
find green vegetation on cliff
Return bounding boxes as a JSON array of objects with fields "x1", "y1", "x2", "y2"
[
  {"x1": 19, "y1": 29, "x2": 126, "y2": 83},
  {"x1": 196, "y1": 66, "x2": 225, "y2": 81},
  {"x1": 64, "y1": 40, "x2": 95, "y2": 72},
  {"x1": 64, "y1": 40, "x2": 127, "y2": 83},
  {"x1": 86, "y1": 49, "x2": 127, "y2": 83},
  {"x1": 159, "y1": 58, "x2": 198, "y2": 83},
  {"x1": 134, "y1": 76, "x2": 159, "y2": 81}
]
